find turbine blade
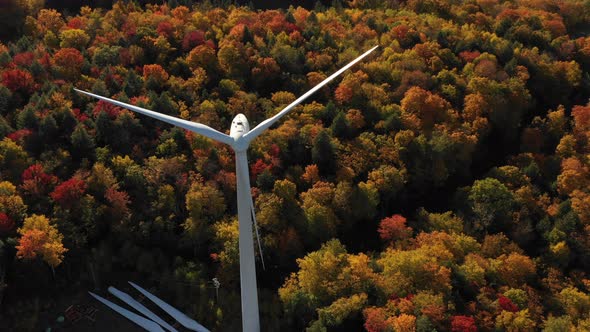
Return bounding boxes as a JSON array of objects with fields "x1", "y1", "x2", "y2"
[
  {"x1": 128, "y1": 282, "x2": 209, "y2": 332},
  {"x1": 237, "y1": 160, "x2": 266, "y2": 270},
  {"x1": 74, "y1": 89, "x2": 235, "y2": 146},
  {"x1": 88, "y1": 291, "x2": 165, "y2": 332},
  {"x1": 244, "y1": 45, "x2": 379, "y2": 142},
  {"x1": 108, "y1": 287, "x2": 179, "y2": 332}
]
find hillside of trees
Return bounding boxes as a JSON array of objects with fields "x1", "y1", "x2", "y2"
[{"x1": 1, "y1": 0, "x2": 590, "y2": 330}]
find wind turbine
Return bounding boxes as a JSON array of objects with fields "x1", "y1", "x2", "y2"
[{"x1": 75, "y1": 45, "x2": 378, "y2": 332}]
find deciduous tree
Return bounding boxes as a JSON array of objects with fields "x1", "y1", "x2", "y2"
[{"x1": 16, "y1": 214, "x2": 67, "y2": 268}]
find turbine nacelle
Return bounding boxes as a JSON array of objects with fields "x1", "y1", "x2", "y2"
[{"x1": 230, "y1": 113, "x2": 250, "y2": 139}]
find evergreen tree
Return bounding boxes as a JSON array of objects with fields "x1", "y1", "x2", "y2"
[
  {"x1": 330, "y1": 112, "x2": 350, "y2": 139},
  {"x1": 321, "y1": 101, "x2": 338, "y2": 125},
  {"x1": 16, "y1": 106, "x2": 38, "y2": 130},
  {"x1": 123, "y1": 69, "x2": 143, "y2": 97},
  {"x1": 154, "y1": 92, "x2": 176, "y2": 115},
  {"x1": 0, "y1": 116, "x2": 12, "y2": 139},
  {"x1": 91, "y1": 80, "x2": 109, "y2": 97},
  {"x1": 242, "y1": 26, "x2": 254, "y2": 44},
  {"x1": 312, "y1": 130, "x2": 337, "y2": 176},
  {"x1": 0, "y1": 85, "x2": 12, "y2": 115},
  {"x1": 71, "y1": 125, "x2": 95, "y2": 161},
  {"x1": 95, "y1": 111, "x2": 111, "y2": 146},
  {"x1": 39, "y1": 115, "x2": 58, "y2": 143}
]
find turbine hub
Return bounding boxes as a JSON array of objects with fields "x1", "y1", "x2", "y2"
[{"x1": 230, "y1": 113, "x2": 250, "y2": 139}]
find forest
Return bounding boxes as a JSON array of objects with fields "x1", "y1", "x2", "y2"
[{"x1": 1, "y1": 0, "x2": 590, "y2": 330}]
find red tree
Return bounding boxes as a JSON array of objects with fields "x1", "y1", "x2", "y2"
[
  {"x1": 142, "y1": 64, "x2": 169, "y2": 83},
  {"x1": 364, "y1": 307, "x2": 390, "y2": 332},
  {"x1": 459, "y1": 50, "x2": 481, "y2": 63},
  {"x1": 378, "y1": 214, "x2": 413, "y2": 242},
  {"x1": 50, "y1": 178, "x2": 87, "y2": 207},
  {"x1": 53, "y1": 48, "x2": 84, "y2": 74},
  {"x1": 0, "y1": 213, "x2": 15, "y2": 234},
  {"x1": 251, "y1": 159, "x2": 271, "y2": 178},
  {"x1": 498, "y1": 295, "x2": 519, "y2": 312},
  {"x1": 182, "y1": 30, "x2": 206, "y2": 51},
  {"x1": 1, "y1": 69, "x2": 34, "y2": 93},
  {"x1": 157, "y1": 21, "x2": 174, "y2": 38},
  {"x1": 66, "y1": 17, "x2": 86, "y2": 29},
  {"x1": 21, "y1": 164, "x2": 57, "y2": 196},
  {"x1": 105, "y1": 187, "x2": 130, "y2": 219},
  {"x1": 7, "y1": 129, "x2": 33, "y2": 143},
  {"x1": 451, "y1": 315, "x2": 477, "y2": 332},
  {"x1": 93, "y1": 100, "x2": 122, "y2": 118},
  {"x1": 13, "y1": 52, "x2": 35, "y2": 67}
]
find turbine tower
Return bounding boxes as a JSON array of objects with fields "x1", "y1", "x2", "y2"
[{"x1": 75, "y1": 45, "x2": 378, "y2": 332}]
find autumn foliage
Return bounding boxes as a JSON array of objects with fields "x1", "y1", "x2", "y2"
[
  {"x1": 50, "y1": 178, "x2": 86, "y2": 207},
  {"x1": 0, "y1": 1, "x2": 590, "y2": 330},
  {"x1": 378, "y1": 214, "x2": 412, "y2": 243},
  {"x1": 16, "y1": 214, "x2": 66, "y2": 268},
  {"x1": 451, "y1": 315, "x2": 477, "y2": 332},
  {"x1": 1, "y1": 69, "x2": 34, "y2": 93}
]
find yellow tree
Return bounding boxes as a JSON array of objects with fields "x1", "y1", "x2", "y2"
[{"x1": 16, "y1": 214, "x2": 67, "y2": 271}]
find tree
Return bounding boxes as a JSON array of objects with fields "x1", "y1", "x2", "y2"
[
  {"x1": 558, "y1": 287, "x2": 590, "y2": 320},
  {"x1": 183, "y1": 178, "x2": 226, "y2": 243},
  {"x1": 50, "y1": 178, "x2": 87, "y2": 208},
  {"x1": 400, "y1": 86, "x2": 454, "y2": 134},
  {"x1": 0, "y1": 181, "x2": 26, "y2": 226},
  {"x1": 123, "y1": 69, "x2": 143, "y2": 96},
  {"x1": 279, "y1": 239, "x2": 376, "y2": 326},
  {"x1": 52, "y1": 48, "x2": 84, "y2": 80},
  {"x1": 105, "y1": 187, "x2": 130, "y2": 221},
  {"x1": 143, "y1": 64, "x2": 169, "y2": 90},
  {"x1": 59, "y1": 29, "x2": 89, "y2": 49},
  {"x1": 495, "y1": 309, "x2": 536, "y2": 331},
  {"x1": 557, "y1": 157, "x2": 589, "y2": 196},
  {"x1": 21, "y1": 164, "x2": 56, "y2": 197},
  {"x1": 37, "y1": 9, "x2": 64, "y2": 34},
  {"x1": 182, "y1": 30, "x2": 206, "y2": 51},
  {"x1": 92, "y1": 45, "x2": 122, "y2": 67},
  {"x1": 0, "y1": 212, "x2": 14, "y2": 234},
  {"x1": 367, "y1": 165, "x2": 406, "y2": 199},
  {"x1": 364, "y1": 307, "x2": 391, "y2": 332},
  {"x1": 390, "y1": 314, "x2": 417, "y2": 332},
  {"x1": 0, "y1": 138, "x2": 29, "y2": 182},
  {"x1": 543, "y1": 316, "x2": 573, "y2": 331},
  {"x1": 218, "y1": 41, "x2": 249, "y2": 80},
  {"x1": 39, "y1": 115, "x2": 57, "y2": 143},
  {"x1": 378, "y1": 214, "x2": 412, "y2": 244},
  {"x1": 86, "y1": 163, "x2": 117, "y2": 196},
  {"x1": 315, "y1": 293, "x2": 368, "y2": 328},
  {"x1": 495, "y1": 253, "x2": 536, "y2": 287},
  {"x1": 377, "y1": 246, "x2": 452, "y2": 297},
  {"x1": 300, "y1": 181, "x2": 341, "y2": 242},
  {"x1": 0, "y1": 86, "x2": 12, "y2": 116},
  {"x1": 16, "y1": 214, "x2": 67, "y2": 269},
  {"x1": 16, "y1": 106, "x2": 38, "y2": 130},
  {"x1": 498, "y1": 295, "x2": 519, "y2": 312},
  {"x1": 330, "y1": 112, "x2": 350, "y2": 138},
  {"x1": 312, "y1": 130, "x2": 337, "y2": 176},
  {"x1": 0, "y1": 116, "x2": 11, "y2": 139},
  {"x1": 70, "y1": 125, "x2": 95, "y2": 161},
  {"x1": 419, "y1": 209, "x2": 464, "y2": 234},
  {"x1": 468, "y1": 178, "x2": 515, "y2": 234},
  {"x1": 1, "y1": 68, "x2": 34, "y2": 94},
  {"x1": 187, "y1": 44, "x2": 218, "y2": 74}
]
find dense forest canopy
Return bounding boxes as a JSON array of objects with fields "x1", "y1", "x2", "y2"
[{"x1": 1, "y1": 0, "x2": 590, "y2": 331}]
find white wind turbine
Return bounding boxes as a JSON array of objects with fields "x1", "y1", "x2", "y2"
[{"x1": 75, "y1": 45, "x2": 378, "y2": 332}]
